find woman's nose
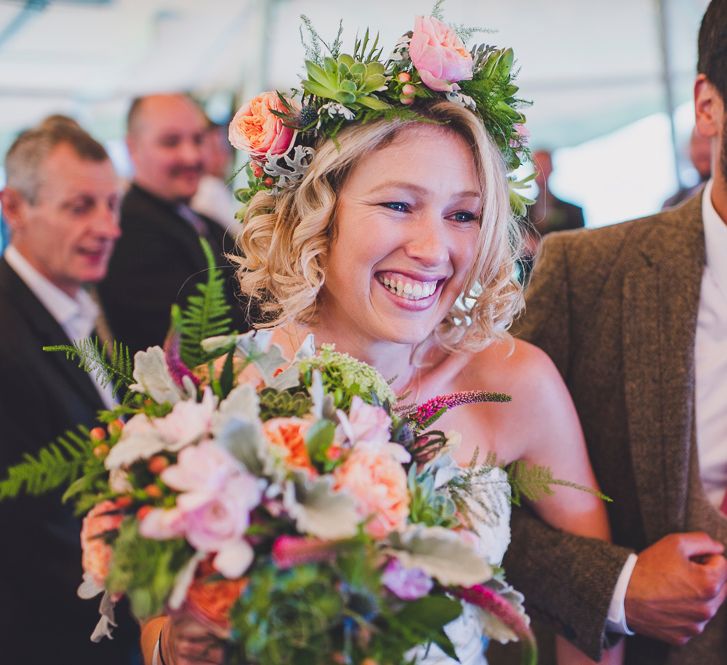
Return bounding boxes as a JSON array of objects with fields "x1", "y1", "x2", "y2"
[{"x1": 404, "y1": 213, "x2": 449, "y2": 267}]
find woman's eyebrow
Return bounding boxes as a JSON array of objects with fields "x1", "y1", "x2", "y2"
[{"x1": 367, "y1": 181, "x2": 481, "y2": 198}]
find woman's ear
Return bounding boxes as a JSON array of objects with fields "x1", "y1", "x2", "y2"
[{"x1": 694, "y1": 74, "x2": 724, "y2": 139}]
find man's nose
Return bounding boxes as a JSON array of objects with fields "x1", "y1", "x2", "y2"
[
  {"x1": 178, "y1": 138, "x2": 202, "y2": 164},
  {"x1": 93, "y1": 204, "x2": 121, "y2": 239}
]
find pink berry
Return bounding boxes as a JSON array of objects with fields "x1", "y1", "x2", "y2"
[
  {"x1": 400, "y1": 95, "x2": 415, "y2": 106},
  {"x1": 397, "y1": 72, "x2": 411, "y2": 83},
  {"x1": 402, "y1": 84, "x2": 416, "y2": 97}
]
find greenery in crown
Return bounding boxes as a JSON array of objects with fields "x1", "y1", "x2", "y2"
[{"x1": 228, "y1": 2, "x2": 533, "y2": 216}]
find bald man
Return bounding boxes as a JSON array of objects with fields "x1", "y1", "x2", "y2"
[{"x1": 98, "y1": 94, "x2": 250, "y2": 354}]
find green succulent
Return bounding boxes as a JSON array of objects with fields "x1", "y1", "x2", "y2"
[{"x1": 302, "y1": 54, "x2": 391, "y2": 111}]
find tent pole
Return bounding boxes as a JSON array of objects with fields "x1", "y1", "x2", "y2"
[{"x1": 656, "y1": 0, "x2": 685, "y2": 190}]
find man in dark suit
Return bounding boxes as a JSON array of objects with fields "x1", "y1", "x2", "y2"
[
  {"x1": 497, "y1": 2, "x2": 727, "y2": 664},
  {"x1": 0, "y1": 123, "x2": 139, "y2": 663},
  {"x1": 98, "y1": 94, "x2": 250, "y2": 355}
]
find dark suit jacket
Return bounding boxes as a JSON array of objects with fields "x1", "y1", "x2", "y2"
[
  {"x1": 98, "y1": 183, "x2": 250, "y2": 355},
  {"x1": 497, "y1": 194, "x2": 709, "y2": 664},
  {"x1": 0, "y1": 258, "x2": 139, "y2": 664}
]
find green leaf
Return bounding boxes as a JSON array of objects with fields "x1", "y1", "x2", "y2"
[
  {"x1": 356, "y1": 95, "x2": 391, "y2": 111},
  {"x1": 0, "y1": 425, "x2": 97, "y2": 500},
  {"x1": 177, "y1": 238, "x2": 234, "y2": 368},
  {"x1": 305, "y1": 419, "x2": 336, "y2": 463},
  {"x1": 334, "y1": 91, "x2": 357, "y2": 105},
  {"x1": 44, "y1": 337, "x2": 133, "y2": 399}
]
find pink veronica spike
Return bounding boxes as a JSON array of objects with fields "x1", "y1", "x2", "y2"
[
  {"x1": 163, "y1": 307, "x2": 200, "y2": 390},
  {"x1": 272, "y1": 535, "x2": 338, "y2": 569},
  {"x1": 412, "y1": 391, "x2": 511, "y2": 428},
  {"x1": 453, "y1": 584, "x2": 537, "y2": 665}
]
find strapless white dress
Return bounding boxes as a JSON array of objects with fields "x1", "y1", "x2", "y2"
[{"x1": 408, "y1": 466, "x2": 512, "y2": 665}]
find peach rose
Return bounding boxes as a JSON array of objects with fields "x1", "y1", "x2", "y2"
[
  {"x1": 228, "y1": 91, "x2": 298, "y2": 159},
  {"x1": 80, "y1": 500, "x2": 123, "y2": 588},
  {"x1": 333, "y1": 446, "x2": 409, "y2": 539},
  {"x1": 263, "y1": 417, "x2": 317, "y2": 475},
  {"x1": 409, "y1": 16, "x2": 473, "y2": 92},
  {"x1": 184, "y1": 560, "x2": 247, "y2": 630}
]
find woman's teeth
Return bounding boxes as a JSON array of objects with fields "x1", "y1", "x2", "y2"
[{"x1": 380, "y1": 275, "x2": 438, "y2": 300}]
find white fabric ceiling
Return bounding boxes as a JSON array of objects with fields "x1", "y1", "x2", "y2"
[{"x1": 0, "y1": 0, "x2": 711, "y2": 154}]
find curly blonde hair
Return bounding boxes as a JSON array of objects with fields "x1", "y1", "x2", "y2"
[{"x1": 235, "y1": 100, "x2": 524, "y2": 353}]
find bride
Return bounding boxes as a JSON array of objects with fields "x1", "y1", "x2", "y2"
[{"x1": 143, "y1": 15, "x2": 623, "y2": 665}]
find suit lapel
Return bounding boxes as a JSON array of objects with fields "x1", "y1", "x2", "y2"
[
  {"x1": 0, "y1": 259, "x2": 105, "y2": 412},
  {"x1": 622, "y1": 196, "x2": 705, "y2": 541}
]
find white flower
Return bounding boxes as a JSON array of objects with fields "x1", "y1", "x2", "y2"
[
  {"x1": 154, "y1": 388, "x2": 217, "y2": 451},
  {"x1": 319, "y1": 102, "x2": 355, "y2": 121},
  {"x1": 129, "y1": 346, "x2": 194, "y2": 405},
  {"x1": 105, "y1": 390, "x2": 217, "y2": 470},
  {"x1": 104, "y1": 414, "x2": 166, "y2": 470}
]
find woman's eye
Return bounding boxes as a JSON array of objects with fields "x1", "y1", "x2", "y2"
[
  {"x1": 380, "y1": 202, "x2": 410, "y2": 213},
  {"x1": 450, "y1": 211, "x2": 478, "y2": 223}
]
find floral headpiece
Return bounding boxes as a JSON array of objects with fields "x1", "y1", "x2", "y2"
[{"x1": 229, "y1": 8, "x2": 532, "y2": 215}]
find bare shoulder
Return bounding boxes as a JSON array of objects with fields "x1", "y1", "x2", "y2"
[{"x1": 463, "y1": 336, "x2": 563, "y2": 399}]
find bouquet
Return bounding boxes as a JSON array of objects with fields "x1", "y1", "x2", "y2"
[{"x1": 0, "y1": 242, "x2": 568, "y2": 665}]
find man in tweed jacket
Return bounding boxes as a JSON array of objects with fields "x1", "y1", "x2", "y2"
[{"x1": 499, "y1": 2, "x2": 727, "y2": 663}]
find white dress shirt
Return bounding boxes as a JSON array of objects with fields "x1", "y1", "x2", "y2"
[
  {"x1": 695, "y1": 179, "x2": 727, "y2": 508},
  {"x1": 4, "y1": 245, "x2": 116, "y2": 409},
  {"x1": 607, "y1": 180, "x2": 727, "y2": 635}
]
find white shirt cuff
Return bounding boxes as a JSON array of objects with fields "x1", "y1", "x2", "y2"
[
  {"x1": 152, "y1": 639, "x2": 160, "y2": 665},
  {"x1": 606, "y1": 552, "x2": 638, "y2": 635}
]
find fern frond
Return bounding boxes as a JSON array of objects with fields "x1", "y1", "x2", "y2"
[
  {"x1": 177, "y1": 238, "x2": 233, "y2": 368},
  {"x1": 430, "y1": 0, "x2": 446, "y2": 21},
  {"x1": 506, "y1": 460, "x2": 612, "y2": 506},
  {"x1": 0, "y1": 427, "x2": 94, "y2": 500},
  {"x1": 43, "y1": 337, "x2": 133, "y2": 397},
  {"x1": 299, "y1": 15, "x2": 343, "y2": 62}
]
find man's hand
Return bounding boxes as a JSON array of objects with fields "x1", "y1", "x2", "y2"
[
  {"x1": 625, "y1": 532, "x2": 727, "y2": 645},
  {"x1": 162, "y1": 613, "x2": 228, "y2": 665}
]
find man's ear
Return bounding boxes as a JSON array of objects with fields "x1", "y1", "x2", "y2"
[
  {"x1": 695, "y1": 74, "x2": 724, "y2": 139},
  {"x1": 0, "y1": 187, "x2": 28, "y2": 232}
]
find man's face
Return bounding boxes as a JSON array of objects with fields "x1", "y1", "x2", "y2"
[
  {"x1": 5, "y1": 143, "x2": 121, "y2": 296},
  {"x1": 127, "y1": 96, "x2": 206, "y2": 202}
]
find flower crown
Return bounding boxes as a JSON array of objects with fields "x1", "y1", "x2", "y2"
[{"x1": 229, "y1": 10, "x2": 532, "y2": 215}]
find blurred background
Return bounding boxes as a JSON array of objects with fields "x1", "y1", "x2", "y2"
[{"x1": 0, "y1": 0, "x2": 712, "y2": 251}]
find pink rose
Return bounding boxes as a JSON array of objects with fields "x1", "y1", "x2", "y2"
[
  {"x1": 228, "y1": 91, "x2": 298, "y2": 159},
  {"x1": 333, "y1": 446, "x2": 409, "y2": 539},
  {"x1": 139, "y1": 442, "x2": 263, "y2": 578},
  {"x1": 409, "y1": 16, "x2": 473, "y2": 92},
  {"x1": 343, "y1": 396, "x2": 392, "y2": 445},
  {"x1": 81, "y1": 500, "x2": 123, "y2": 588}
]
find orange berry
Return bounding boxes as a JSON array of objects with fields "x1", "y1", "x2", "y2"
[
  {"x1": 264, "y1": 177, "x2": 274, "y2": 187},
  {"x1": 401, "y1": 83, "x2": 416, "y2": 97},
  {"x1": 89, "y1": 427, "x2": 106, "y2": 442},
  {"x1": 144, "y1": 484, "x2": 163, "y2": 499},
  {"x1": 136, "y1": 505, "x2": 152, "y2": 521},
  {"x1": 397, "y1": 72, "x2": 411, "y2": 83},
  {"x1": 92, "y1": 444, "x2": 110, "y2": 459},
  {"x1": 361, "y1": 659, "x2": 378, "y2": 665},
  {"x1": 107, "y1": 419, "x2": 124, "y2": 437},
  {"x1": 147, "y1": 456, "x2": 170, "y2": 475},
  {"x1": 400, "y1": 95, "x2": 414, "y2": 106},
  {"x1": 115, "y1": 496, "x2": 133, "y2": 509},
  {"x1": 251, "y1": 162, "x2": 264, "y2": 178}
]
